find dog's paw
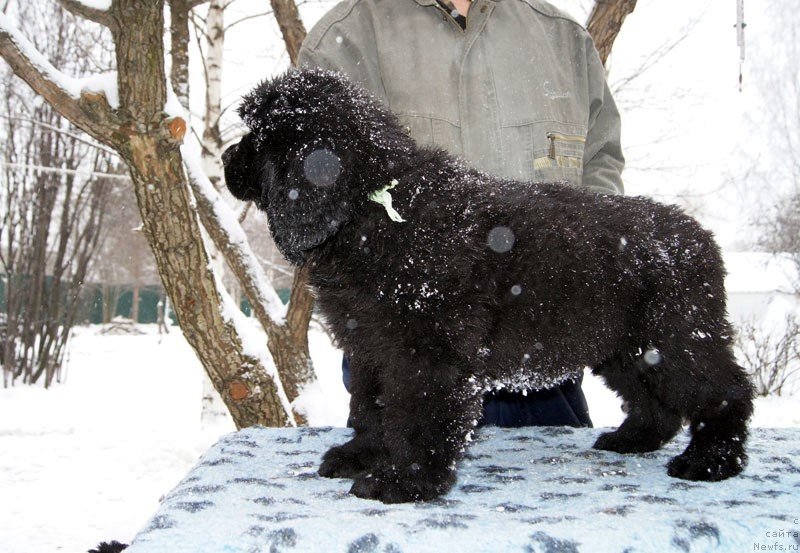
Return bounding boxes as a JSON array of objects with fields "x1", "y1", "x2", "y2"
[
  {"x1": 349, "y1": 466, "x2": 455, "y2": 504},
  {"x1": 666, "y1": 445, "x2": 746, "y2": 481},
  {"x1": 318, "y1": 444, "x2": 370, "y2": 479},
  {"x1": 593, "y1": 430, "x2": 663, "y2": 454}
]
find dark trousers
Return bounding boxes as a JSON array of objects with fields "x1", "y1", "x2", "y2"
[{"x1": 342, "y1": 356, "x2": 592, "y2": 429}]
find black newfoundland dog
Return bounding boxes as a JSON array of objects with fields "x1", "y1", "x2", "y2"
[{"x1": 222, "y1": 69, "x2": 754, "y2": 504}]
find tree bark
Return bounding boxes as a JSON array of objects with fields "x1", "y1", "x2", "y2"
[
  {"x1": 169, "y1": 0, "x2": 191, "y2": 109},
  {"x1": 586, "y1": 0, "x2": 637, "y2": 66},
  {"x1": 269, "y1": 0, "x2": 306, "y2": 66}
]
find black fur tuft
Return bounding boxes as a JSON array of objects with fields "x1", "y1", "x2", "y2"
[{"x1": 88, "y1": 541, "x2": 128, "y2": 553}]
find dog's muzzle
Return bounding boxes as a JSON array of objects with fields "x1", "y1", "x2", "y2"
[{"x1": 221, "y1": 143, "x2": 237, "y2": 167}]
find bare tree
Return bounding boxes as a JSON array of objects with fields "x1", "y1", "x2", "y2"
[
  {"x1": 753, "y1": 0, "x2": 800, "y2": 292},
  {"x1": 736, "y1": 314, "x2": 800, "y2": 397},
  {"x1": 181, "y1": 0, "x2": 316, "y2": 421},
  {"x1": 0, "y1": 1, "x2": 113, "y2": 387}
]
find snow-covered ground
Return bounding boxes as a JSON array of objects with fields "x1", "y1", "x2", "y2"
[{"x1": 1, "y1": 322, "x2": 797, "y2": 552}]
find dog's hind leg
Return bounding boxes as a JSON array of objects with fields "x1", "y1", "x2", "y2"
[
  {"x1": 319, "y1": 357, "x2": 388, "y2": 479},
  {"x1": 666, "y1": 349, "x2": 754, "y2": 482},
  {"x1": 349, "y1": 350, "x2": 483, "y2": 503},
  {"x1": 592, "y1": 353, "x2": 684, "y2": 453}
]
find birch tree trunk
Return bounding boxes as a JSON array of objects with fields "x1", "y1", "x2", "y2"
[{"x1": 201, "y1": 0, "x2": 224, "y2": 188}]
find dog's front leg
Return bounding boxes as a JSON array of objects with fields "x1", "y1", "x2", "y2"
[
  {"x1": 350, "y1": 351, "x2": 483, "y2": 503},
  {"x1": 319, "y1": 356, "x2": 388, "y2": 479}
]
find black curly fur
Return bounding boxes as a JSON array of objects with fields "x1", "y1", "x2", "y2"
[
  {"x1": 88, "y1": 541, "x2": 127, "y2": 553},
  {"x1": 223, "y1": 69, "x2": 755, "y2": 503}
]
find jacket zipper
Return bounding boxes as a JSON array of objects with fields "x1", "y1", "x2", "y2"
[{"x1": 547, "y1": 132, "x2": 586, "y2": 160}]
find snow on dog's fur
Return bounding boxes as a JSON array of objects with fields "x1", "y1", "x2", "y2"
[{"x1": 223, "y1": 69, "x2": 754, "y2": 503}]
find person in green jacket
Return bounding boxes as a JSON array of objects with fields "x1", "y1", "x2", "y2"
[{"x1": 298, "y1": 0, "x2": 626, "y2": 427}]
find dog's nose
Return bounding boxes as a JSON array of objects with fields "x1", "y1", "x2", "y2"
[{"x1": 221, "y1": 143, "x2": 238, "y2": 166}]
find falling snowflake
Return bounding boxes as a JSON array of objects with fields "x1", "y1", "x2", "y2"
[
  {"x1": 643, "y1": 348, "x2": 662, "y2": 366},
  {"x1": 303, "y1": 148, "x2": 341, "y2": 187},
  {"x1": 487, "y1": 226, "x2": 515, "y2": 253}
]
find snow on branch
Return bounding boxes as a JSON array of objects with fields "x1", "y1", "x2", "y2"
[
  {"x1": 56, "y1": 0, "x2": 115, "y2": 29},
  {"x1": 182, "y1": 138, "x2": 296, "y2": 425},
  {"x1": 181, "y1": 138, "x2": 289, "y2": 324},
  {"x1": 0, "y1": 12, "x2": 119, "y2": 144},
  {"x1": 215, "y1": 271, "x2": 297, "y2": 427}
]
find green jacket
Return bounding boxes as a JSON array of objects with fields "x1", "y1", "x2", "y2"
[{"x1": 297, "y1": 0, "x2": 624, "y2": 194}]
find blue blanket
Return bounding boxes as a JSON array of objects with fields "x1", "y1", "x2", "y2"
[{"x1": 127, "y1": 426, "x2": 800, "y2": 552}]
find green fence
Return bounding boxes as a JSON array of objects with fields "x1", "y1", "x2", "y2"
[{"x1": 0, "y1": 276, "x2": 290, "y2": 325}]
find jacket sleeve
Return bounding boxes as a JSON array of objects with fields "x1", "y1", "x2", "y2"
[
  {"x1": 581, "y1": 37, "x2": 625, "y2": 195},
  {"x1": 297, "y1": 3, "x2": 389, "y2": 104}
]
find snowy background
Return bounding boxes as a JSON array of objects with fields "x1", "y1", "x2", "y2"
[{"x1": 1, "y1": 0, "x2": 799, "y2": 552}]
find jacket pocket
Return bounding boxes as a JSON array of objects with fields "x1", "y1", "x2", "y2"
[
  {"x1": 532, "y1": 128, "x2": 586, "y2": 186},
  {"x1": 397, "y1": 114, "x2": 463, "y2": 157},
  {"x1": 397, "y1": 114, "x2": 434, "y2": 149}
]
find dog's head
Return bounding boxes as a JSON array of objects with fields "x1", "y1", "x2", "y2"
[{"x1": 222, "y1": 69, "x2": 413, "y2": 265}]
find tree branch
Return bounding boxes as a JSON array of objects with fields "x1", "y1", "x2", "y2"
[
  {"x1": 183, "y1": 140, "x2": 314, "y2": 409},
  {"x1": 268, "y1": 0, "x2": 306, "y2": 66},
  {"x1": 586, "y1": 0, "x2": 637, "y2": 66},
  {"x1": 56, "y1": 0, "x2": 116, "y2": 29},
  {"x1": 270, "y1": 0, "x2": 315, "y2": 382},
  {"x1": 0, "y1": 13, "x2": 119, "y2": 145},
  {"x1": 183, "y1": 141, "x2": 288, "y2": 331},
  {"x1": 0, "y1": 113, "x2": 119, "y2": 155}
]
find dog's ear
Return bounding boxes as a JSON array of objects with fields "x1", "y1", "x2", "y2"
[{"x1": 263, "y1": 141, "x2": 358, "y2": 265}]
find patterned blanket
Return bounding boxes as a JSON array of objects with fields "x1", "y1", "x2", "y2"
[{"x1": 127, "y1": 426, "x2": 800, "y2": 552}]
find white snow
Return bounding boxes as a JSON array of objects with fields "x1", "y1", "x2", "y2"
[
  {"x1": 164, "y1": 79, "x2": 185, "y2": 118},
  {"x1": 724, "y1": 252, "x2": 797, "y2": 294}
]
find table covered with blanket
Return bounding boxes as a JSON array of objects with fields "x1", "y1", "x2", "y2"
[{"x1": 126, "y1": 426, "x2": 800, "y2": 552}]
